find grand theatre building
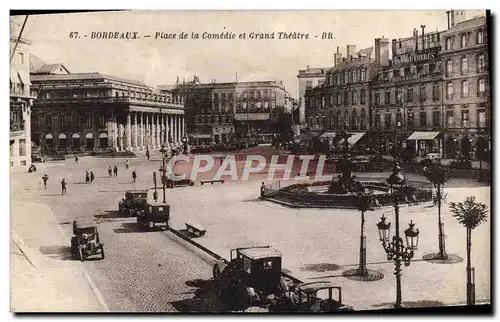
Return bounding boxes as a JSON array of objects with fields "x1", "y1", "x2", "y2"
[{"x1": 30, "y1": 63, "x2": 185, "y2": 155}]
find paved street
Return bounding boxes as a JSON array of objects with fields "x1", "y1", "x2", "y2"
[{"x1": 10, "y1": 154, "x2": 490, "y2": 311}]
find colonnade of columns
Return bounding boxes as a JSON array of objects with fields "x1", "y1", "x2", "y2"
[{"x1": 110, "y1": 112, "x2": 185, "y2": 152}]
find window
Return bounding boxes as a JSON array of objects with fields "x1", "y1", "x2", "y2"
[
  {"x1": 352, "y1": 69, "x2": 357, "y2": 83},
  {"x1": 273, "y1": 91, "x2": 277, "y2": 98},
  {"x1": 477, "y1": 30, "x2": 484, "y2": 44},
  {"x1": 411, "y1": 65, "x2": 417, "y2": 75},
  {"x1": 18, "y1": 52, "x2": 24, "y2": 64},
  {"x1": 407, "y1": 112, "x2": 414, "y2": 129},
  {"x1": 388, "y1": 70, "x2": 393, "y2": 79},
  {"x1": 375, "y1": 114, "x2": 381, "y2": 129},
  {"x1": 478, "y1": 110, "x2": 486, "y2": 128},
  {"x1": 374, "y1": 92, "x2": 380, "y2": 105},
  {"x1": 352, "y1": 90, "x2": 357, "y2": 105},
  {"x1": 447, "y1": 82, "x2": 454, "y2": 99},
  {"x1": 214, "y1": 93, "x2": 219, "y2": 101},
  {"x1": 396, "y1": 88, "x2": 402, "y2": 104},
  {"x1": 256, "y1": 91, "x2": 261, "y2": 99},
  {"x1": 399, "y1": 67, "x2": 405, "y2": 77},
  {"x1": 228, "y1": 93, "x2": 233, "y2": 100},
  {"x1": 249, "y1": 92, "x2": 254, "y2": 99},
  {"x1": 461, "y1": 110, "x2": 469, "y2": 127},
  {"x1": 243, "y1": 92, "x2": 248, "y2": 99},
  {"x1": 461, "y1": 56, "x2": 468, "y2": 74},
  {"x1": 59, "y1": 115, "x2": 64, "y2": 127},
  {"x1": 396, "y1": 112, "x2": 402, "y2": 128},
  {"x1": 329, "y1": 94, "x2": 334, "y2": 106},
  {"x1": 306, "y1": 80, "x2": 312, "y2": 89},
  {"x1": 344, "y1": 71, "x2": 349, "y2": 83},
  {"x1": 419, "y1": 111, "x2": 427, "y2": 128},
  {"x1": 446, "y1": 37, "x2": 452, "y2": 50},
  {"x1": 461, "y1": 80, "x2": 469, "y2": 98},
  {"x1": 460, "y1": 34, "x2": 467, "y2": 48},
  {"x1": 436, "y1": 62, "x2": 442, "y2": 73},
  {"x1": 432, "y1": 111, "x2": 440, "y2": 128},
  {"x1": 343, "y1": 91, "x2": 348, "y2": 105},
  {"x1": 336, "y1": 93, "x2": 341, "y2": 105},
  {"x1": 385, "y1": 113, "x2": 391, "y2": 130},
  {"x1": 478, "y1": 78, "x2": 486, "y2": 96},
  {"x1": 423, "y1": 64, "x2": 429, "y2": 74},
  {"x1": 446, "y1": 110, "x2": 454, "y2": 128},
  {"x1": 407, "y1": 87, "x2": 413, "y2": 102},
  {"x1": 360, "y1": 89, "x2": 366, "y2": 105},
  {"x1": 446, "y1": 59, "x2": 453, "y2": 77},
  {"x1": 360, "y1": 110, "x2": 366, "y2": 129},
  {"x1": 420, "y1": 86, "x2": 426, "y2": 102},
  {"x1": 433, "y1": 84, "x2": 440, "y2": 101},
  {"x1": 385, "y1": 90, "x2": 391, "y2": 105},
  {"x1": 477, "y1": 54, "x2": 485, "y2": 72},
  {"x1": 361, "y1": 68, "x2": 366, "y2": 82}
]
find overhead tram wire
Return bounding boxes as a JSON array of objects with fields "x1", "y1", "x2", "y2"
[{"x1": 10, "y1": 15, "x2": 29, "y2": 64}]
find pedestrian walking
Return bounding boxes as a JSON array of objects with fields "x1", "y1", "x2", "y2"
[
  {"x1": 75, "y1": 155, "x2": 79, "y2": 162},
  {"x1": 42, "y1": 174, "x2": 49, "y2": 189},
  {"x1": 90, "y1": 171, "x2": 95, "y2": 183},
  {"x1": 61, "y1": 179, "x2": 67, "y2": 195},
  {"x1": 125, "y1": 159, "x2": 130, "y2": 171},
  {"x1": 108, "y1": 166, "x2": 112, "y2": 177},
  {"x1": 132, "y1": 170, "x2": 137, "y2": 183},
  {"x1": 85, "y1": 171, "x2": 90, "y2": 184},
  {"x1": 146, "y1": 150, "x2": 150, "y2": 161},
  {"x1": 113, "y1": 165, "x2": 118, "y2": 177}
]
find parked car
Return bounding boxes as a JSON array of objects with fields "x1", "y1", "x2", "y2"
[
  {"x1": 136, "y1": 192, "x2": 171, "y2": 230},
  {"x1": 118, "y1": 190, "x2": 148, "y2": 216}
]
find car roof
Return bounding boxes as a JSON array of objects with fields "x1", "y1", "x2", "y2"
[
  {"x1": 299, "y1": 281, "x2": 336, "y2": 293},
  {"x1": 239, "y1": 247, "x2": 282, "y2": 260},
  {"x1": 126, "y1": 190, "x2": 148, "y2": 194}
]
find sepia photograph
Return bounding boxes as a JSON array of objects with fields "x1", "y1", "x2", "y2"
[{"x1": 9, "y1": 9, "x2": 491, "y2": 314}]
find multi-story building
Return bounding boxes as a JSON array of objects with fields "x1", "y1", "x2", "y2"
[
  {"x1": 304, "y1": 40, "x2": 389, "y2": 148},
  {"x1": 163, "y1": 78, "x2": 293, "y2": 144},
  {"x1": 371, "y1": 27, "x2": 444, "y2": 156},
  {"x1": 30, "y1": 62, "x2": 185, "y2": 155},
  {"x1": 440, "y1": 14, "x2": 490, "y2": 160},
  {"x1": 297, "y1": 66, "x2": 328, "y2": 124},
  {"x1": 10, "y1": 16, "x2": 35, "y2": 167}
]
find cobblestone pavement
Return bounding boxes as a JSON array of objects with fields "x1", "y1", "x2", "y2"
[{"x1": 11, "y1": 154, "x2": 491, "y2": 312}]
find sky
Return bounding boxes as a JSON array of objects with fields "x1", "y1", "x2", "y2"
[{"x1": 17, "y1": 10, "x2": 485, "y2": 98}]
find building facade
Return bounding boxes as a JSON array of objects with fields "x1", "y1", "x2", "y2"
[
  {"x1": 440, "y1": 15, "x2": 490, "y2": 160},
  {"x1": 10, "y1": 16, "x2": 35, "y2": 167},
  {"x1": 163, "y1": 78, "x2": 293, "y2": 144},
  {"x1": 296, "y1": 66, "x2": 328, "y2": 124},
  {"x1": 371, "y1": 28, "x2": 444, "y2": 157},
  {"x1": 30, "y1": 69, "x2": 185, "y2": 155},
  {"x1": 304, "y1": 41, "x2": 389, "y2": 149}
]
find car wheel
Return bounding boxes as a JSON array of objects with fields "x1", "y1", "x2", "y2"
[
  {"x1": 101, "y1": 247, "x2": 105, "y2": 260},
  {"x1": 189, "y1": 181, "x2": 195, "y2": 186},
  {"x1": 78, "y1": 248, "x2": 84, "y2": 262}
]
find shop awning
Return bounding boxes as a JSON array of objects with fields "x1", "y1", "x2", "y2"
[
  {"x1": 17, "y1": 70, "x2": 31, "y2": 85},
  {"x1": 58, "y1": 133, "x2": 67, "y2": 139},
  {"x1": 339, "y1": 132, "x2": 366, "y2": 146},
  {"x1": 406, "y1": 131, "x2": 440, "y2": 141},
  {"x1": 72, "y1": 133, "x2": 80, "y2": 139},
  {"x1": 320, "y1": 132, "x2": 336, "y2": 139},
  {"x1": 10, "y1": 67, "x2": 21, "y2": 84},
  {"x1": 99, "y1": 133, "x2": 108, "y2": 138},
  {"x1": 85, "y1": 133, "x2": 94, "y2": 139},
  {"x1": 44, "y1": 133, "x2": 53, "y2": 139}
]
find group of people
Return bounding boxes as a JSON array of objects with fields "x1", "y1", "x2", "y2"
[
  {"x1": 41, "y1": 174, "x2": 67, "y2": 195},
  {"x1": 85, "y1": 171, "x2": 95, "y2": 184},
  {"x1": 107, "y1": 160, "x2": 137, "y2": 183}
]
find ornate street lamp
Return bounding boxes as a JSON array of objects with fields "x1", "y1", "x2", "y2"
[
  {"x1": 182, "y1": 135, "x2": 188, "y2": 154},
  {"x1": 159, "y1": 144, "x2": 167, "y2": 203},
  {"x1": 376, "y1": 162, "x2": 420, "y2": 309}
]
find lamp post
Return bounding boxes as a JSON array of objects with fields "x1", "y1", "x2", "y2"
[
  {"x1": 152, "y1": 171, "x2": 158, "y2": 201},
  {"x1": 159, "y1": 144, "x2": 167, "y2": 203},
  {"x1": 376, "y1": 162, "x2": 420, "y2": 309}
]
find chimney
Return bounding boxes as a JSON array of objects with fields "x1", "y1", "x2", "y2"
[
  {"x1": 446, "y1": 10, "x2": 451, "y2": 29},
  {"x1": 306, "y1": 65, "x2": 310, "y2": 70},
  {"x1": 346, "y1": 45, "x2": 357, "y2": 61},
  {"x1": 334, "y1": 46, "x2": 343, "y2": 66},
  {"x1": 392, "y1": 39, "x2": 397, "y2": 56},
  {"x1": 374, "y1": 37, "x2": 390, "y2": 67},
  {"x1": 450, "y1": 10, "x2": 467, "y2": 27},
  {"x1": 421, "y1": 25, "x2": 426, "y2": 50},
  {"x1": 414, "y1": 28, "x2": 419, "y2": 52}
]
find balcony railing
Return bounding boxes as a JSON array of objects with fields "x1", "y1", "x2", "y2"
[{"x1": 35, "y1": 95, "x2": 184, "y2": 107}]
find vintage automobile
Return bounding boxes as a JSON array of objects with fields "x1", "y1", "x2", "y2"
[
  {"x1": 136, "y1": 192, "x2": 171, "y2": 230},
  {"x1": 212, "y1": 246, "x2": 291, "y2": 307},
  {"x1": 161, "y1": 174, "x2": 195, "y2": 188},
  {"x1": 71, "y1": 221, "x2": 104, "y2": 262},
  {"x1": 118, "y1": 190, "x2": 148, "y2": 216},
  {"x1": 269, "y1": 281, "x2": 353, "y2": 312}
]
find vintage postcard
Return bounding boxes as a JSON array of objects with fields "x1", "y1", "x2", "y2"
[{"x1": 9, "y1": 10, "x2": 491, "y2": 313}]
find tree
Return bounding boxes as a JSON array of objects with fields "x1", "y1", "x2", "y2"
[
  {"x1": 423, "y1": 163, "x2": 451, "y2": 259},
  {"x1": 355, "y1": 192, "x2": 374, "y2": 275},
  {"x1": 449, "y1": 196, "x2": 488, "y2": 305}
]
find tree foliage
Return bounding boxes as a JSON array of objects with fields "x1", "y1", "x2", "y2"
[
  {"x1": 423, "y1": 163, "x2": 451, "y2": 186},
  {"x1": 449, "y1": 196, "x2": 488, "y2": 230}
]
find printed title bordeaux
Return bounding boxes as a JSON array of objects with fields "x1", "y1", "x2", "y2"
[{"x1": 74, "y1": 31, "x2": 335, "y2": 40}]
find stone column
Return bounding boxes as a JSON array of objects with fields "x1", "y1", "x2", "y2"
[
  {"x1": 182, "y1": 115, "x2": 185, "y2": 139},
  {"x1": 112, "y1": 115, "x2": 118, "y2": 151},
  {"x1": 174, "y1": 115, "x2": 178, "y2": 143},
  {"x1": 177, "y1": 114, "x2": 181, "y2": 143},
  {"x1": 145, "y1": 114, "x2": 150, "y2": 149},
  {"x1": 165, "y1": 114, "x2": 170, "y2": 147},
  {"x1": 126, "y1": 112, "x2": 132, "y2": 151},
  {"x1": 139, "y1": 113, "x2": 144, "y2": 150},
  {"x1": 133, "y1": 112, "x2": 138, "y2": 151},
  {"x1": 156, "y1": 113, "x2": 160, "y2": 148},
  {"x1": 152, "y1": 114, "x2": 157, "y2": 149}
]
